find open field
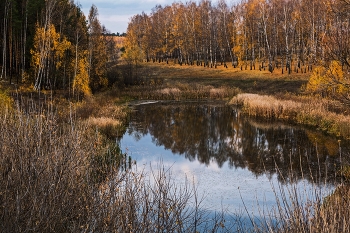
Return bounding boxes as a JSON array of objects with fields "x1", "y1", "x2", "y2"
[{"x1": 127, "y1": 62, "x2": 309, "y2": 95}]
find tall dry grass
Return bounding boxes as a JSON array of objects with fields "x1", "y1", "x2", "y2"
[
  {"x1": 0, "y1": 101, "x2": 96, "y2": 232},
  {"x1": 251, "y1": 167, "x2": 350, "y2": 233},
  {"x1": 230, "y1": 93, "x2": 350, "y2": 138}
]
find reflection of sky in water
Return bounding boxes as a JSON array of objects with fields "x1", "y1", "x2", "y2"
[{"x1": 120, "y1": 132, "x2": 332, "y2": 215}]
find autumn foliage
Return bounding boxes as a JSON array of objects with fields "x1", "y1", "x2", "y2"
[
  {"x1": 307, "y1": 61, "x2": 349, "y2": 102},
  {"x1": 126, "y1": 0, "x2": 335, "y2": 67},
  {"x1": 0, "y1": 0, "x2": 121, "y2": 96},
  {"x1": 124, "y1": 0, "x2": 350, "y2": 103}
]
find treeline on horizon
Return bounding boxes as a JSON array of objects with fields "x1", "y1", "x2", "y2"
[
  {"x1": 126, "y1": 0, "x2": 350, "y2": 73},
  {"x1": 0, "y1": 0, "x2": 122, "y2": 96}
]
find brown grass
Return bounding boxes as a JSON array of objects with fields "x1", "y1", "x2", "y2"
[
  {"x1": 87, "y1": 117, "x2": 123, "y2": 139},
  {"x1": 119, "y1": 82, "x2": 241, "y2": 101},
  {"x1": 88, "y1": 116, "x2": 121, "y2": 127},
  {"x1": 230, "y1": 93, "x2": 350, "y2": 138},
  {"x1": 121, "y1": 62, "x2": 309, "y2": 95},
  {"x1": 257, "y1": 182, "x2": 350, "y2": 233}
]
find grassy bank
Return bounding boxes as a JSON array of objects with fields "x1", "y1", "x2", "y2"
[{"x1": 230, "y1": 93, "x2": 350, "y2": 139}]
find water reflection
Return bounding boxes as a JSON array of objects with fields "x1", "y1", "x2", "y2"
[{"x1": 124, "y1": 101, "x2": 347, "y2": 184}]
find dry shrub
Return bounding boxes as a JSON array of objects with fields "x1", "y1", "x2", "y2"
[
  {"x1": 209, "y1": 88, "x2": 226, "y2": 98},
  {"x1": 174, "y1": 82, "x2": 191, "y2": 91},
  {"x1": 159, "y1": 87, "x2": 181, "y2": 96},
  {"x1": 0, "y1": 105, "x2": 96, "y2": 232},
  {"x1": 209, "y1": 87, "x2": 240, "y2": 99},
  {"x1": 73, "y1": 98, "x2": 100, "y2": 119},
  {"x1": 119, "y1": 81, "x2": 240, "y2": 100},
  {"x1": 88, "y1": 116, "x2": 121, "y2": 127},
  {"x1": 155, "y1": 88, "x2": 181, "y2": 100},
  {"x1": 88, "y1": 117, "x2": 122, "y2": 139},
  {"x1": 315, "y1": 185, "x2": 350, "y2": 232},
  {"x1": 0, "y1": 101, "x2": 237, "y2": 232},
  {"x1": 90, "y1": 167, "x2": 226, "y2": 232},
  {"x1": 230, "y1": 93, "x2": 302, "y2": 119}
]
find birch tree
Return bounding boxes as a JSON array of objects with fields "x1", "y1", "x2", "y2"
[
  {"x1": 31, "y1": 23, "x2": 71, "y2": 90},
  {"x1": 31, "y1": 0, "x2": 57, "y2": 90},
  {"x1": 259, "y1": 0, "x2": 273, "y2": 72}
]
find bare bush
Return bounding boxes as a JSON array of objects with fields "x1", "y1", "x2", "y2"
[{"x1": 0, "y1": 103, "x2": 96, "y2": 232}]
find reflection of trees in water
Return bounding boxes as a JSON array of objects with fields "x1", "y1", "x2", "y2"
[{"x1": 126, "y1": 103, "x2": 347, "y2": 184}]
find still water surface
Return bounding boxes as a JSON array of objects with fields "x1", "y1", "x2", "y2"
[{"x1": 119, "y1": 101, "x2": 346, "y2": 216}]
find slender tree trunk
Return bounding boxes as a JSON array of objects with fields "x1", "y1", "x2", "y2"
[
  {"x1": 283, "y1": 5, "x2": 290, "y2": 72},
  {"x1": 223, "y1": 10, "x2": 234, "y2": 66},
  {"x1": 9, "y1": 1, "x2": 13, "y2": 84},
  {"x1": 261, "y1": 3, "x2": 273, "y2": 73},
  {"x1": 23, "y1": 0, "x2": 27, "y2": 81},
  {"x1": 1, "y1": 0, "x2": 9, "y2": 80},
  {"x1": 311, "y1": 1, "x2": 316, "y2": 64}
]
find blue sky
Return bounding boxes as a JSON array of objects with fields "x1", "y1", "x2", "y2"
[{"x1": 80, "y1": 0, "x2": 239, "y2": 34}]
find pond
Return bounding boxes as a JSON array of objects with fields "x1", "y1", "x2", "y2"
[{"x1": 119, "y1": 100, "x2": 347, "y2": 221}]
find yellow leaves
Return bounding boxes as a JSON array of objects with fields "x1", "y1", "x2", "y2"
[
  {"x1": 0, "y1": 89, "x2": 13, "y2": 113},
  {"x1": 73, "y1": 54, "x2": 91, "y2": 97},
  {"x1": 306, "y1": 66, "x2": 326, "y2": 93},
  {"x1": 328, "y1": 60, "x2": 344, "y2": 81},
  {"x1": 55, "y1": 37, "x2": 71, "y2": 69},
  {"x1": 291, "y1": 9, "x2": 301, "y2": 22},
  {"x1": 123, "y1": 37, "x2": 144, "y2": 65},
  {"x1": 306, "y1": 61, "x2": 349, "y2": 97},
  {"x1": 30, "y1": 23, "x2": 71, "y2": 70},
  {"x1": 245, "y1": 0, "x2": 263, "y2": 16}
]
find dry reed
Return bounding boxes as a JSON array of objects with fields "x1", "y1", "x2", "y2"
[
  {"x1": 230, "y1": 93, "x2": 350, "y2": 138},
  {"x1": 252, "y1": 169, "x2": 350, "y2": 233}
]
